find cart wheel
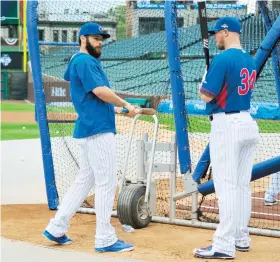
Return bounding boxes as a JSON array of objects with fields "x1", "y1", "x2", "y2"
[{"x1": 117, "y1": 184, "x2": 152, "y2": 229}]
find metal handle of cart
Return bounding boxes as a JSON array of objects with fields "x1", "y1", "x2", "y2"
[{"x1": 119, "y1": 113, "x2": 159, "y2": 203}]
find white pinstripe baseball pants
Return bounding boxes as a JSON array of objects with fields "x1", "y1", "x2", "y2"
[
  {"x1": 46, "y1": 132, "x2": 118, "y2": 248},
  {"x1": 265, "y1": 172, "x2": 280, "y2": 201},
  {"x1": 209, "y1": 112, "x2": 259, "y2": 257}
]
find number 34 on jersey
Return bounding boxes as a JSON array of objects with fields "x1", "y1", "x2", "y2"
[{"x1": 238, "y1": 68, "x2": 257, "y2": 95}]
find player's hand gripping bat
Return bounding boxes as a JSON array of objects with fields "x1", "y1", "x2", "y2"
[
  {"x1": 115, "y1": 107, "x2": 156, "y2": 115},
  {"x1": 122, "y1": 107, "x2": 156, "y2": 115}
]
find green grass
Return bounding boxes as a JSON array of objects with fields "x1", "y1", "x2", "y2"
[
  {"x1": 0, "y1": 101, "x2": 76, "y2": 140},
  {"x1": 140, "y1": 113, "x2": 280, "y2": 133},
  {"x1": 188, "y1": 115, "x2": 211, "y2": 133},
  {"x1": 1, "y1": 102, "x2": 76, "y2": 113},
  {"x1": 1, "y1": 123, "x2": 40, "y2": 140},
  {"x1": 1, "y1": 107, "x2": 279, "y2": 140},
  {"x1": 140, "y1": 114, "x2": 211, "y2": 133},
  {"x1": 1, "y1": 123, "x2": 74, "y2": 141},
  {"x1": 257, "y1": 119, "x2": 280, "y2": 133},
  {"x1": 1, "y1": 102, "x2": 35, "y2": 112},
  {"x1": 47, "y1": 106, "x2": 76, "y2": 113},
  {"x1": 49, "y1": 123, "x2": 75, "y2": 137}
]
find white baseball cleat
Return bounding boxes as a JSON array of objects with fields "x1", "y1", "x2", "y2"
[
  {"x1": 193, "y1": 245, "x2": 234, "y2": 259},
  {"x1": 235, "y1": 241, "x2": 250, "y2": 252},
  {"x1": 264, "y1": 199, "x2": 277, "y2": 206}
]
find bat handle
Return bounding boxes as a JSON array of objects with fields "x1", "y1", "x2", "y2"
[{"x1": 122, "y1": 108, "x2": 129, "y2": 113}]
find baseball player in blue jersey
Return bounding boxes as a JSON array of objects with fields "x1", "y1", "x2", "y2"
[
  {"x1": 43, "y1": 22, "x2": 137, "y2": 252},
  {"x1": 193, "y1": 17, "x2": 260, "y2": 259}
]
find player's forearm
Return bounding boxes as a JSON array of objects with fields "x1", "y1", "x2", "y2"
[
  {"x1": 93, "y1": 86, "x2": 127, "y2": 107},
  {"x1": 198, "y1": 89, "x2": 214, "y2": 103}
]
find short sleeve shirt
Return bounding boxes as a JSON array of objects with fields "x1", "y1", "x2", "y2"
[
  {"x1": 200, "y1": 48, "x2": 257, "y2": 115},
  {"x1": 64, "y1": 53, "x2": 116, "y2": 138}
]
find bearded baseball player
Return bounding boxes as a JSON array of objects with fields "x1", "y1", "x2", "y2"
[
  {"x1": 193, "y1": 17, "x2": 260, "y2": 259},
  {"x1": 43, "y1": 22, "x2": 137, "y2": 252}
]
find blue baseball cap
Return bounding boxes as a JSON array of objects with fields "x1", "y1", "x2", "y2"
[
  {"x1": 79, "y1": 22, "x2": 110, "y2": 39},
  {"x1": 208, "y1": 17, "x2": 242, "y2": 35}
]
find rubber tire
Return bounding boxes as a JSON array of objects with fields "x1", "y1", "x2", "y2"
[{"x1": 117, "y1": 184, "x2": 152, "y2": 229}]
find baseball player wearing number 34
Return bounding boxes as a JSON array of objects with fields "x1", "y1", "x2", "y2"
[
  {"x1": 43, "y1": 22, "x2": 137, "y2": 252},
  {"x1": 193, "y1": 17, "x2": 260, "y2": 259}
]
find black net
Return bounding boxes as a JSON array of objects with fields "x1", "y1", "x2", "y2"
[
  {"x1": 179, "y1": 1, "x2": 280, "y2": 230},
  {"x1": 38, "y1": 0, "x2": 173, "y2": 215},
  {"x1": 36, "y1": 0, "x2": 280, "y2": 231}
]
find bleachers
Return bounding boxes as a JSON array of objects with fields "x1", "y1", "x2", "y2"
[
  {"x1": 180, "y1": 13, "x2": 271, "y2": 56},
  {"x1": 41, "y1": 56, "x2": 277, "y2": 102},
  {"x1": 241, "y1": 13, "x2": 267, "y2": 51},
  {"x1": 102, "y1": 23, "x2": 202, "y2": 59},
  {"x1": 102, "y1": 31, "x2": 167, "y2": 59},
  {"x1": 40, "y1": 12, "x2": 279, "y2": 103}
]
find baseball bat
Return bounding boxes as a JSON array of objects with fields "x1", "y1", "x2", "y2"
[
  {"x1": 121, "y1": 108, "x2": 156, "y2": 115},
  {"x1": 198, "y1": 1, "x2": 210, "y2": 70}
]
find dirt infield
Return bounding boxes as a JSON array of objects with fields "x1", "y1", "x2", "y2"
[
  {"x1": 1, "y1": 100, "x2": 35, "y2": 123},
  {"x1": 1, "y1": 111, "x2": 77, "y2": 123},
  {"x1": 1, "y1": 204, "x2": 280, "y2": 262},
  {"x1": 1, "y1": 100, "x2": 30, "y2": 104},
  {"x1": 1, "y1": 111, "x2": 36, "y2": 123}
]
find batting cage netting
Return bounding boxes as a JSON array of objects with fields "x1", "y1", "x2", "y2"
[
  {"x1": 177, "y1": 2, "x2": 280, "y2": 231},
  {"x1": 28, "y1": 0, "x2": 280, "y2": 235}
]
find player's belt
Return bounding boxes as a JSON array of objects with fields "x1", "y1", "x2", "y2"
[{"x1": 209, "y1": 110, "x2": 241, "y2": 121}]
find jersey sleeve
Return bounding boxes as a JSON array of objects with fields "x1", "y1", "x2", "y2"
[
  {"x1": 200, "y1": 54, "x2": 228, "y2": 97},
  {"x1": 76, "y1": 59, "x2": 106, "y2": 93}
]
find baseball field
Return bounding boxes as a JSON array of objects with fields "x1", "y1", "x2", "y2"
[
  {"x1": 1, "y1": 100, "x2": 280, "y2": 262},
  {"x1": 2, "y1": 101, "x2": 279, "y2": 141}
]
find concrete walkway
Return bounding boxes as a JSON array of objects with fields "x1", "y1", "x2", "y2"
[
  {"x1": 1, "y1": 238, "x2": 142, "y2": 262},
  {"x1": 1, "y1": 139, "x2": 143, "y2": 262},
  {"x1": 1, "y1": 139, "x2": 47, "y2": 205}
]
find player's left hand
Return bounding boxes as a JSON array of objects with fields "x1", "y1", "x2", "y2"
[
  {"x1": 201, "y1": 67, "x2": 208, "y2": 82},
  {"x1": 123, "y1": 102, "x2": 139, "y2": 118},
  {"x1": 201, "y1": 66, "x2": 208, "y2": 84},
  {"x1": 198, "y1": 67, "x2": 208, "y2": 92}
]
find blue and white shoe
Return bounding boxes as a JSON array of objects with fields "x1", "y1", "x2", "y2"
[
  {"x1": 264, "y1": 199, "x2": 277, "y2": 206},
  {"x1": 43, "y1": 230, "x2": 72, "y2": 245},
  {"x1": 193, "y1": 245, "x2": 234, "y2": 259},
  {"x1": 95, "y1": 240, "x2": 134, "y2": 253}
]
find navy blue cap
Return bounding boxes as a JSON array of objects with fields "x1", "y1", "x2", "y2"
[
  {"x1": 208, "y1": 17, "x2": 242, "y2": 34},
  {"x1": 79, "y1": 22, "x2": 110, "y2": 39}
]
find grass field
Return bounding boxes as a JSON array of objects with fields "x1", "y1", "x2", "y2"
[
  {"x1": 1, "y1": 102, "x2": 35, "y2": 112},
  {"x1": 1, "y1": 101, "x2": 280, "y2": 140},
  {"x1": 1, "y1": 123, "x2": 40, "y2": 140},
  {"x1": 1, "y1": 102, "x2": 75, "y2": 140},
  {"x1": 47, "y1": 105, "x2": 76, "y2": 113},
  {"x1": 140, "y1": 114, "x2": 211, "y2": 133},
  {"x1": 140, "y1": 114, "x2": 280, "y2": 133},
  {"x1": 1, "y1": 101, "x2": 76, "y2": 113},
  {"x1": 1, "y1": 123, "x2": 74, "y2": 141}
]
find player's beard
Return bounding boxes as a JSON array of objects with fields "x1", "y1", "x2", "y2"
[
  {"x1": 217, "y1": 39, "x2": 225, "y2": 50},
  {"x1": 86, "y1": 38, "x2": 102, "y2": 59},
  {"x1": 217, "y1": 43, "x2": 225, "y2": 50}
]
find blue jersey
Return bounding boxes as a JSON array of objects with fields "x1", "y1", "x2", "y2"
[
  {"x1": 201, "y1": 48, "x2": 257, "y2": 115},
  {"x1": 64, "y1": 53, "x2": 116, "y2": 138}
]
